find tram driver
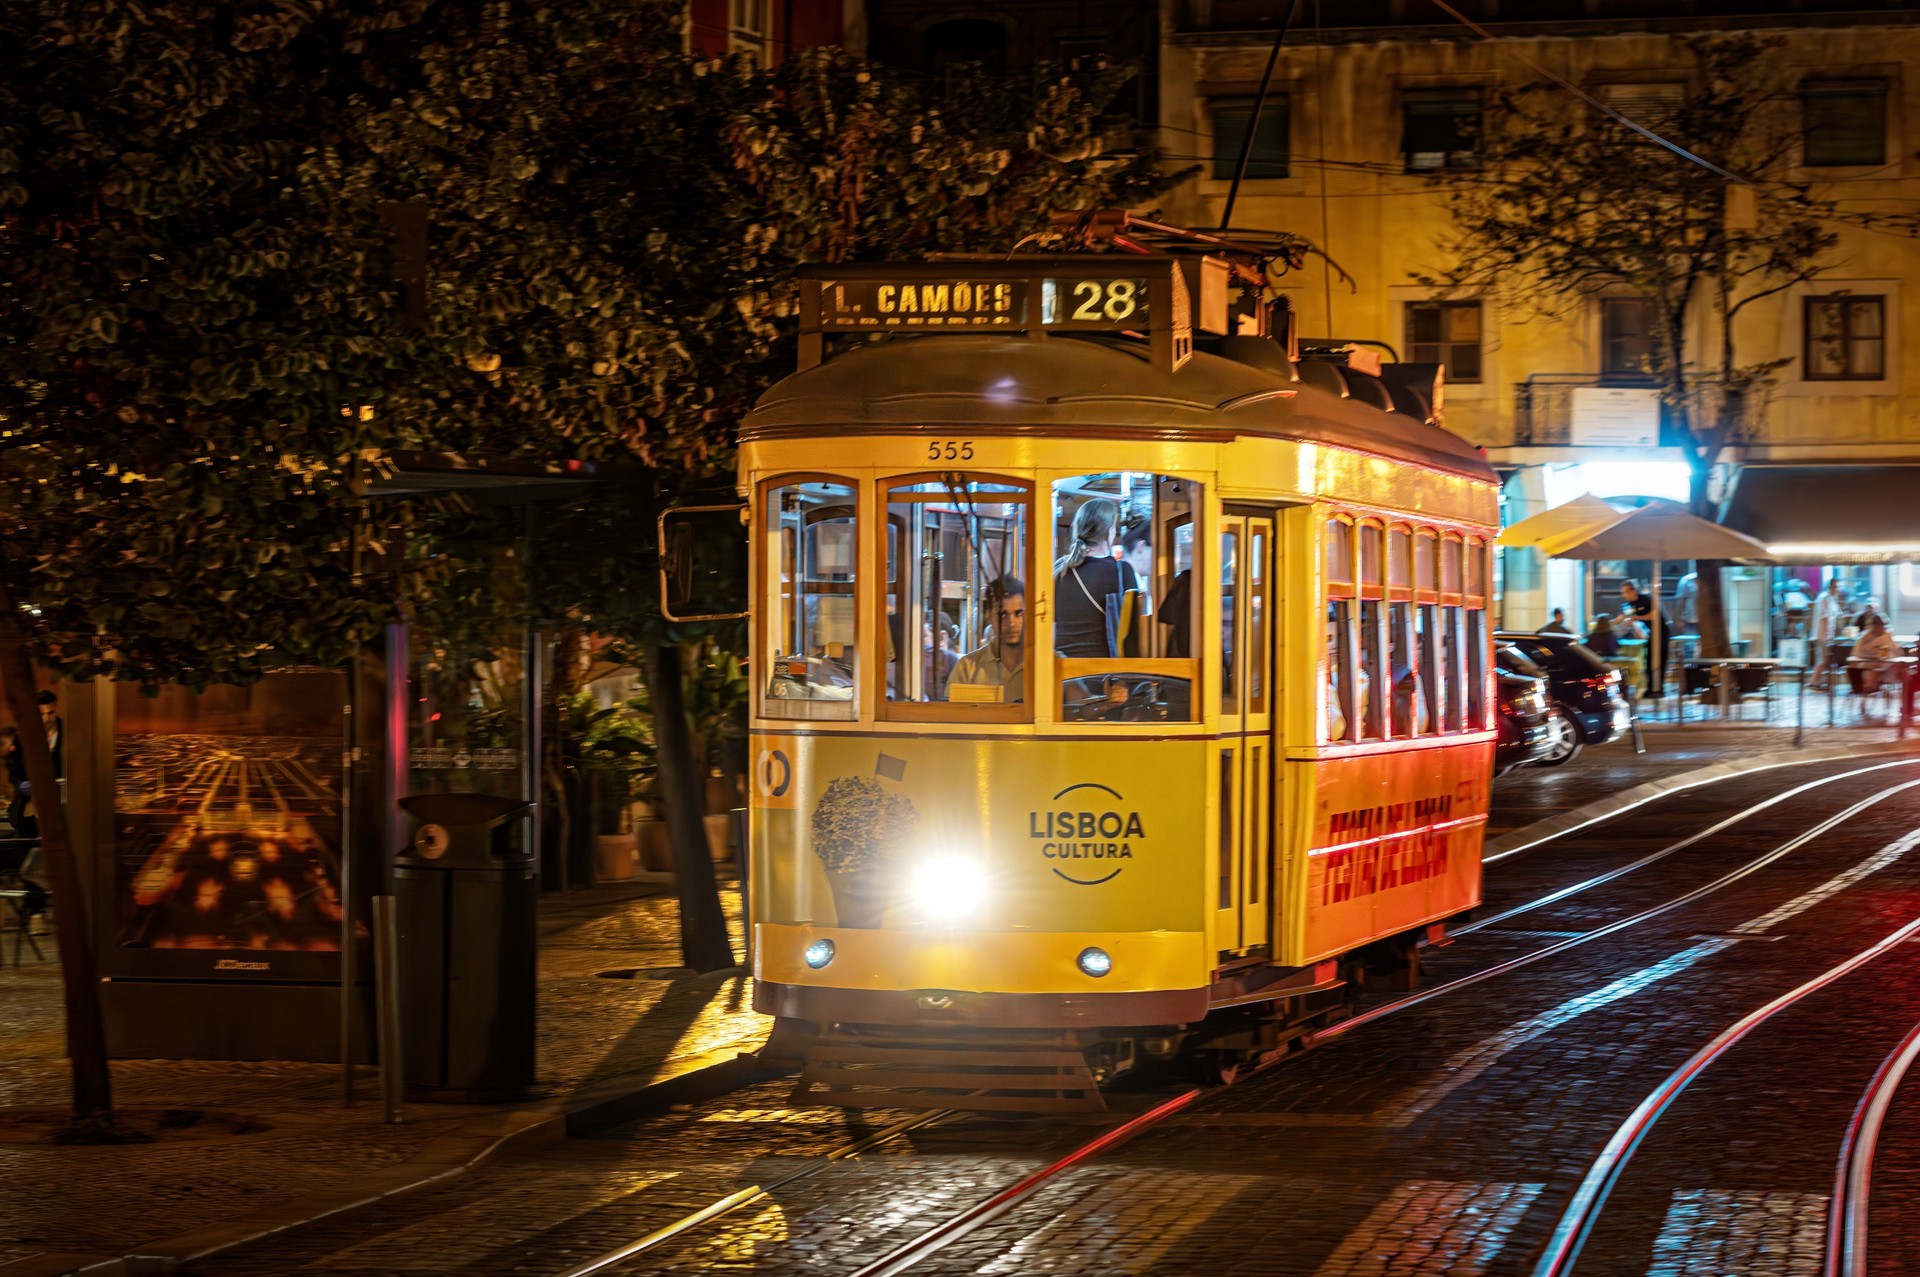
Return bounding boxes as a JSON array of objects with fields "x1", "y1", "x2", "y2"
[{"x1": 948, "y1": 577, "x2": 1027, "y2": 703}]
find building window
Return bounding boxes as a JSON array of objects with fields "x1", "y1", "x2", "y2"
[
  {"x1": 1596, "y1": 82, "x2": 1684, "y2": 141},
  {"x1": 1804, "y1": 295, "x2": 1886, "y2": 381},
  {"x1": 1406, "y1": 301, "x2": 1482, "y2": 383},
  {"x1": 1802, "y1": 79, "x2": 1887, "y2": 167},
  {"x1": 1402, "y1": 89, "x2": 1481, "y2": 172},
  {"x1": 1601, "y1": 297, "x2": 1657, "y2": 380},
  {"x1": 729, "y1": 0, "x2": 769, "y2": 65},
  {"x1": 1211, "y1": 99, "x2": 1289, "y2": 181}
]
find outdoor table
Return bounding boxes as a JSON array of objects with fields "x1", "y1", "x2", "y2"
[{"x1": 1683, "y1": 656, "x2": 1782, "y2": 723}]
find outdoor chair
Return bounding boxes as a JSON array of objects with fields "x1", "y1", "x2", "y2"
[{"x1": 0, "y1": 838, "x2": 46, "y2": 966}]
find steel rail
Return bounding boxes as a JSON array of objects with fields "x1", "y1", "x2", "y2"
[
  {"x1": 832, "y1": 778, "x2": 1920, "y2": 1276},
  {"x1": 562, "y1": 766, "x2": 1912, "y2": 1277},
  {"x1": 553, "y1": 1108, "x2": 951, "y2": 1277},
  {"x1": 847, "y1": 1088, "x2": 1204, "y2": 1277},
  {"x1": 1461, "y1": 757, "x2": 1920, "y2": 937},
  {"x1": 1484, "y1": 752, "x2": 1920, "y2": 864},
  {"x1": 1534, "y1": 911, "x2": 1920, "y2": 1277},
  {"x1": 1829, "y1": 1014, "x2": 1920, "y2": 1277},
  {"x1": 557, "y1": 762, "x2": 1920, "y2": 1277},
  {"x1": 1329, "y1": 778, "x2": 1920, "y2": 1040}
]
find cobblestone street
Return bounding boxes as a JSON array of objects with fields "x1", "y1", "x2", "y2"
[{"x1": 11, "y1": 748, "x2": 1920, "y2": 1275}]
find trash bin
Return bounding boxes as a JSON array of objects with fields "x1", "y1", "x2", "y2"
[{"x1": 394, "y1": 792, "x2": 536, "y2": 1102}]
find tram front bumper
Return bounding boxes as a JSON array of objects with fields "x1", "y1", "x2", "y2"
[{"x1": 753, "y1": 923, "x2": 1209, "y2": 1028}]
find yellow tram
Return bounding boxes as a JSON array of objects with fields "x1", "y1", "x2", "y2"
[{"x1": 736, "y1": 232, "x2": 1499, "y2": 1108}]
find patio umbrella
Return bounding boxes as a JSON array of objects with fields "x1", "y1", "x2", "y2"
[
  {"x1": 1496, "y1": 492, "x2": 1628, "y2": 552},
  {"x1": 1529, "y1": 500, "x2": 1775, "y2": 697}
]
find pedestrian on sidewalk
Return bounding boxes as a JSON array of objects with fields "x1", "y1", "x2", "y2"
[
  {"x1": 1619, "y1": 581, "x2": 1672, "y2": 700},
  {"x1": 1811, "y1": 577, "x2": 1850, "y2": 690}
]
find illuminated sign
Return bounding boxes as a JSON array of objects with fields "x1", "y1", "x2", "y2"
[{"x1": 816, "y1": 276, "x2": 1150, "y2": 332}]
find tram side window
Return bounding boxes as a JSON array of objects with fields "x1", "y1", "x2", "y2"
[
  {"x1": 1389, "y1": 602, "x2": 1431, "y2": 736},
  {"x1": 1327, "y1": 600, "x2": 1362, "y2": 742},
  {"x1": 1051, "y1": 473, "x2": 1200, "y2": 723},
  {"x1": 762, "y1": 479, "x2": 858, "y2": 720},
  {"x1": 1467, "y1": 607, "x2": 1490, "y2": 727},
  {"x1": 1359, "y1": 600, "x2": 1386, "y2": 739},
  {"x1": 884, "y1": 477, "x2": 1030, "y2": 708},
  {"x1": 1325, "y1": 518, "x2": 1358, "y2": 744}
]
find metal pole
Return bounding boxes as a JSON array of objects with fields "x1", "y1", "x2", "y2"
[
  {"x1": 372, "y1": 894, "x2": 403, "y2": 1124},
  {"x1": 1795, "y1": 664, "x2": 1805, "y2": 748},
  {"x1": 1829, "y1": 662, "x2": 1838, "y2": 728},
  {"x1": 340, "y1": 665, "x2": 357, "y2": 1104},
  {"x1": 1900, "y1": 664, "x2": 1909, "y2": 742},
  {"x1": 732, "y1": 805, "x2": 750, "y2": 968},
  {"x1": 1218, "y1": 0, "x2": 1300, "y2": 232}
]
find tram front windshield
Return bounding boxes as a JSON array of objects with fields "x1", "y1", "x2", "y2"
[{"x1": 759, "y1": 471, "x2": 1200, "y2": 723}]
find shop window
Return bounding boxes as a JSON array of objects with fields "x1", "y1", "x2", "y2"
[
  {"x1": 1403, "y1": 89, "x2": 1481, "y2": 172},
  {"x1": 884, "y1": 476, "x2": 1030, "y2": 710},
  {"x1": 761, "y1": 478, "x2": 857, "y2": 720},
  {"x1": 1212, "y1": 98, "x2": 1289, "y2": 180},
  {"x1": 1802, "y1": 79, "x2": 1886, "y2": 167},
  {"x1": 1804, "y1": 295, "x2": 1886, "y2": 381}
]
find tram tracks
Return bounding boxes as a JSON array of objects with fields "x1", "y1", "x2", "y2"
[{"x1": 546, "y1": 760, "x2": 1920, "y2": 1277}]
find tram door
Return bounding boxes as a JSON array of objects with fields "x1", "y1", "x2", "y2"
[{"x1": 1215, "y1": 509, "x2": 1276, "y2": 956}]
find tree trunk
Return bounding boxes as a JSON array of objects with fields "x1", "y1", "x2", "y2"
[
  {"x1": 0, "y1": 581, "x2": 114, "y2": 1131},
  {"x1": 1694, "y1": 560, "x2": 1732, "y2": 660},
  {"x1": 643, "y1": 644, "x2": 735, "y2": 972}
]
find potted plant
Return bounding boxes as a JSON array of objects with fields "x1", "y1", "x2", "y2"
[{"x1": 577, "y1": 692, "x2": 656, "y2": 882}]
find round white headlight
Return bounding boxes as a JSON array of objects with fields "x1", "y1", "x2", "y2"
[
  {"x1": 803, "y1": 939, "x2": 836, "y2": 969},
  {"x1": 1077, "y1": 946, "x2": 1113, "y2": 978},
  {"x1": 908, "y1": 856, "x2": 989, "y2": 922}
]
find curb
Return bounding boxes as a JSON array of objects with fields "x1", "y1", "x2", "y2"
[
  {"x1": 1484, "y1": 739, "x2": 1920, "y2": 864},
  {"x1": 19, "y1": 1031, "x2": 786, "y2": 1277}
]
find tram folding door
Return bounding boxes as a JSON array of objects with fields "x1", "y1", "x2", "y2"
[{"x1": 1215, "y1": 508, "x2": 1276, "y2": 957}]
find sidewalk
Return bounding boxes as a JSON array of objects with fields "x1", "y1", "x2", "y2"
[
  {"x1": 1488, "y1": 712, "x2": 1918, "y2": 844},
  {"x1": 0, "y1": 878, "x2": 765, "y2": 1276}
]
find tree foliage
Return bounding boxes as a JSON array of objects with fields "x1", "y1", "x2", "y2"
[
  {"x1": 2, "y1": 0, "x2": 1174, "y2": 1119},
  {"x1": 1423, "y1": 35, "x2": 1916, "y2": 499}
]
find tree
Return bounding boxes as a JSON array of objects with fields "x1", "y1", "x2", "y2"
[
  {"x1": 1423, "y1": 35, "x2": 1916, "y2": 655},
  {"x1": 4, "y1": 0, "x2": 1176, "y2": 1131}
]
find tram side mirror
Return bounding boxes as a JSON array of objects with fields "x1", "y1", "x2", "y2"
[{"x1": 659, "y1": 504, "x2": 749, "y2": 622}]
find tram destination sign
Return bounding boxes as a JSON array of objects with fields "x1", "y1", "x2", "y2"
[
  {"x1": 812, "y1": 274, "x2": 1151, "y2": 332},
  {"x1": 797, "y1": 260, "x2": 1191, "y2": 370}
]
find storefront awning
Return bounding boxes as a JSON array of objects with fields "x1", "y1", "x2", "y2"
[{"x1": 1722, "y1": 466, "x2": 1920, "y2": 563}]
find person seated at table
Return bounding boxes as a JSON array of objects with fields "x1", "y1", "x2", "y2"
[
  {"x1": 1848, "y1": 614, "x2": 1903, "y2": 697},
  {"x1": 1584, "y1": 612, "x2": 1621, "y2": 657}
]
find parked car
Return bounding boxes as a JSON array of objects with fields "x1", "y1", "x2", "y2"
[
  {"x1": 1497, "y1": 631, "x2": 1634, "y2": 763},
  {"x1": 1494, "y1": 662, "x2": 1553, "y2": 776}
]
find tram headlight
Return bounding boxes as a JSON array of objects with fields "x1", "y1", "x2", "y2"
[
  {"x1": 803, "y1": 938, "x2": 836, "y2": 969},
  {"x1": 1076, "y1": 946, "x2": 1113, "y2": 978},
  {"x1": 908, "y1": 856, "x2": 989, "y2": 923}
]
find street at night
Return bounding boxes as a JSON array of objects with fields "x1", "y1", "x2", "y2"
[{"x1": 8, "y1": 1, "x2": 1920, "y2": 1274}]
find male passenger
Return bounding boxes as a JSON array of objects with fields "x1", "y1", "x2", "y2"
[{"x1": 950, "y1": 578, "x2": 1026, "y2": 703}]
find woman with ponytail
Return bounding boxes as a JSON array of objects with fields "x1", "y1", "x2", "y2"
[{"x1": 1053, "y1": 497, "x2": 1140, "y2": 659}]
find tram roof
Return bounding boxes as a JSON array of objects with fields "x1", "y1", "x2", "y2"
[{"x1": 740, "y1": 334, "x2": 1496, "y2": 484}]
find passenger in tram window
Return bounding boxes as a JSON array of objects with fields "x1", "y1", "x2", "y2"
[
  {"x1": 1159, "y1": 568, "x2": 1193, "y2": 658},
  {"x1": 1118, "y1": 521, "x2": 1154, "y2": 622},
  {"x1": 1053, "y1": 498, "x2": 1141, "y2": 659},
  {"x1": 1541, "y1": 608, "x2": 1570, "y2": 634},
  {"x1": 924, "y1": 621, "x2": 956, "y2": 701},
  {"x1": 950, "y1": 578, "x2": 1027, "y2": 703}
]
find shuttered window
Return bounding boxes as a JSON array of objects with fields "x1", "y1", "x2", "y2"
[
  {"x1": 1802, "y1": 79, "x2": 1887, "y2": 167},
  {"x1": 1212, "y1": 99, "x2": 1290, "y2": 180},
  {"x1": 1596, "y1": 82, "x2": 1684, "y2": 141},
  {"x1": 1804, "y1": 295, "x2": 1886, "y2": 380},
  {"x1": 1403, "y1": 89, "x2": 1482, "y2": 172}
]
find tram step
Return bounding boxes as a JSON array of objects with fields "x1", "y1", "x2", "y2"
[{"x1": 792, "y1": 1030, "x2": 1107, "y2": 1114}]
